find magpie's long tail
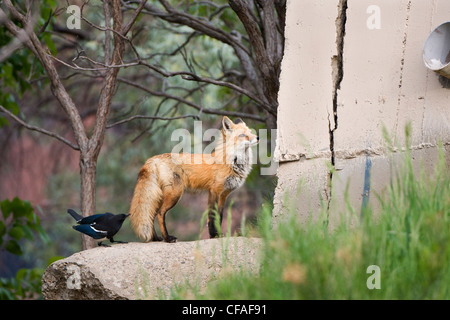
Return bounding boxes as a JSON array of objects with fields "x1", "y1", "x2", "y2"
[{"x1": 67, "y1": 209, "x2": 83, "y2": 222}]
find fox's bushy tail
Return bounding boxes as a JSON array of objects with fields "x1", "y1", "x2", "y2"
[{"x1": 129, "y1": 161, "x2": 162, "y2": 242}]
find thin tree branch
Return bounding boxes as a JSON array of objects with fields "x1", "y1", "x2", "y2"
[
  {"x1": 121, "y1": 0, "x2": 148, "y2": 35},
  {"x1": 136, "y1": 60, "x2": 273, "y2": 113},
  {"x1": 49, "y1": 54, "x2": 132, "y2": 71},
  {"x1": 103, "y1": 0, "x2": 111, "y2": 66},
  {"x1": 0, "y1": 35, "x2": 23, "y2": 63},
  {"x1": 0, "y1": 105, "x2": 80, "y2": 150},
  {"x1": 0, "y1": 2, "x2": 89, "y2": 151},
  {"x1": 179, "y1": 71, "x2": 276, "y2": 116},
  {"x1": 79, "y1": 13, "x2": 129, "y2": 41},
  {"x1": 117, "y1": 77, "x2": 266, "y2": 122},
  {"x1": 136, "y1": 0, "x2": 250, "y2": 55},
  {"x1": 0, "y1": 6, "x2": 37, "y2": 56},
  {"x1": 126, "y1": 0, "x2": 280, "y2": 127},
  {"x1": 87, "y1": 0, "x2": 124, "y2": 159},
  {"x1": 106, "y1": 114, "x2": 200, "y2": 129},
  {"x1": 49, "y1": 51, "x2": 273, "y2": 114}
]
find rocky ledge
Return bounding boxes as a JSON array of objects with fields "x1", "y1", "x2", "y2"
[{"x1": 41, "y1": 237, "x2": 262, "y2": 300}]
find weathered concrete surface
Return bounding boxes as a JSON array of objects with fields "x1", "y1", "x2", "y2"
[
  {"x1": 335, "y1": 0, "x2": 450, "y2": 150},
  {"x1": 41, "y1": 237, "x2": 262, "y2": 300},
  {"x1": 273, "y1": 158, "x2": 330, "y2": 227},
  {"x1": 274, "y1": 0, "x2": 450, "y2": 226},
  {"x1": 275, "y1": 0, "x2": 338, "y2": 160},
  {"x1": 273, "y1": 0, "x2": 340, "y2": 226},
  {"x1": 328, "y1": 146, "x2": 449, "y2": 228}
]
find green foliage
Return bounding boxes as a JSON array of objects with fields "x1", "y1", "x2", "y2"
[
  {"x1": 0, "y1": 267, "x2": 43, "y2": 300},
  {"x1": 0, "y1": 0, "x2": 57, "y2": 127},
  {"x1": 0, "y1": 198, "x2": 49, "y2": 255},
  {"x1": 0, "y1": 198, "x2": 56, "y2": 300},
  {"x1": 174, "y1": 139, "x2": 450, "y2": 300}
]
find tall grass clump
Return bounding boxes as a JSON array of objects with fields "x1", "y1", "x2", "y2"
[{"x1": 187, "y1": 130, "x2": 449, "y2": 299}]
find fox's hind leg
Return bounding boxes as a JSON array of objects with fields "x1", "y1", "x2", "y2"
[
  {"x1": 150, "y1": 226, "x2": 162, "y2": 241},
  {"x1": 157, "y1": 185, "x2": 183, "y2": 243}
]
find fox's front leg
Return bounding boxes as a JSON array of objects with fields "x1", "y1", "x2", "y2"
[
  {"x1": 207, "y1": 191, "x2": 220, "y2": 238},
  {"x1": 207, "y1": 190, "x2": 231, "y2": 238}
]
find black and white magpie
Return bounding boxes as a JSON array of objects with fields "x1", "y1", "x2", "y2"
[{"x1": 68, "y1": 209, "x2": 130, "y2": 247}]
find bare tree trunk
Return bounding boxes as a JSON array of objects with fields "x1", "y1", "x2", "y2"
[
  {"x1": 79, "y1": 157, "x2": 98, "y2": 250},
  {"x1": 77, "y1": 0, "x2": 124, "y2": 250},
  {"x1": 229, "y1": 0, "x2": 285, "y2": 130}
]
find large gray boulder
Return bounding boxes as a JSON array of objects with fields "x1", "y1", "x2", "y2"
[{"x1": 41, "y1": 237, "x2": 262, "y2": 300}]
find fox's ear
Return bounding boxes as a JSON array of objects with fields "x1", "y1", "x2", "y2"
[
  {"x1": 222, "y1": 116, "x2": 233, "y2": 131},
  {"x1": 234, "y1": 117, "x2": 244, "y2": 124}
]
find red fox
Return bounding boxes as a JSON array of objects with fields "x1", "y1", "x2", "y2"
[{"x1": 129, "y1": 116, "x2": 259, "y2": 242}]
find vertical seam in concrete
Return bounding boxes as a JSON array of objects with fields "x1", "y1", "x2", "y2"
[
  {"x1": 327, "y1": 0, "x2": 348, "y2": 211},
  {"x1": 422, "y1": 0, "x2": 437, "y2": 142},
  {"x1": 395, "y1": 1, "x2": 412, "y2": 136},
  {"x1": 422, "y1": 62, "x2": 429, "y2": 143}
]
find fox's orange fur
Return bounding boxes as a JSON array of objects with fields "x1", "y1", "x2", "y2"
[{"x1": 129, "y1": 116, "x2": 259, "y2": 242}]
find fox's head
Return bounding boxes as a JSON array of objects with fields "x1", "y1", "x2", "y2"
[
  {"x1": 221, "y1": 116, "x2": 259, "y2": 149},
  {"x1": 218, "y1": 116, "x2": 259, "y2": 167}
]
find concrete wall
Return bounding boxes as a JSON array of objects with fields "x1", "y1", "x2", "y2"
[{"x1": 273, "y1": 0, "x2": 450, "y2": 226}]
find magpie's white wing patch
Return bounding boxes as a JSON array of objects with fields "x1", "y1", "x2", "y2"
[{"x1": 90, "y1": 225, "x2": 108, "y2": 234}]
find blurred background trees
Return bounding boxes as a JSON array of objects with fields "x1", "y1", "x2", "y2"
[{"x1": 0, "y1": 0, "x2": 285, "y2": 292}]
